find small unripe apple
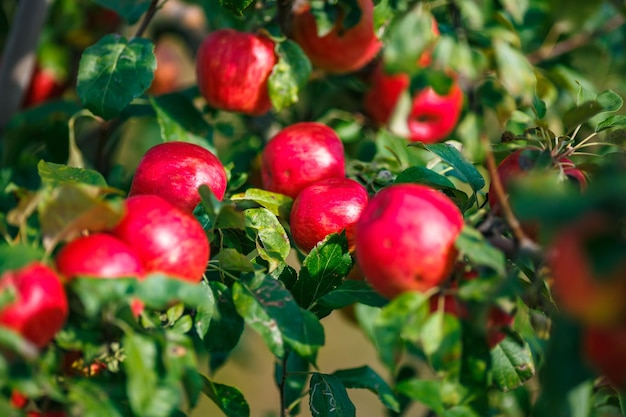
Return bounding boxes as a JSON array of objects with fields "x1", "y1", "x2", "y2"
[
  {"x1": 583, "y1": 324, "x2": 626, "y2": 390},
  {"x1": 0, "y1": 262, "x2": 68, "y2": 348},
  {"x1": 364, "y1": 64, "x2": 464, "y2": 143},
  {"x1": 196, "y1": 29, "x2": 276, "y2": 115},
  {"x1": 548, "y1": 213, "x2": 626, "y2": 326},
  {"x1": 55, "y1": 233, "x2": 144, "y2": 280},
  {"x1": 112, "y1": 195, "x2": 210, "y2": 283},
  {"x1": 129, "y1": 141, "x2": 228, "y2": 213},
  {"x1": 290, "y1": 177, "x2": 369, "y2": 253},
  {"x1": 291, "y1": 0, "x2": 382, "y2": 73},
  {"x1": 355, "y1": 184, "x2": 463, "y2": 299},
  {"x1": 261, "y1": 122, "x2": 345, "y2": 198}
]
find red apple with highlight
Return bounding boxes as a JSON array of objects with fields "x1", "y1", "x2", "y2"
[
  {"x1": 261, "y1": 122, "x2": 345, "y2": 198},
  {"x1": 112, "y1": 195, "x2": 210, "y2": 283},
  {"x1": 290, "y1": 177, "x2": 369, "y2": 253},
  {"x1": 355, "y1": 184, "x2": 463, "y2": 299},
  {"x1": 196, "y1": 29, "x2": 276, "y2": 115},
  {"x1": 291, "y1": 0, "x2": 382, "y2": 74},
  {"x1": 129, "y1": 141, "x2": 228, "y2": 213}
]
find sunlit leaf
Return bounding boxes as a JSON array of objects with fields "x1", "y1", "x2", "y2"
[
  {"x1": 230, "y1": 188, "x2": 293, "y2": 218},
  {"x1": 269, "y1": 40, "x2": 312, "y2": 112},
  {"x1": 244, "y1": 208, "x2": 290, "y2": 271},
  {"x1": 38, "y1": 160, "x2": 107, "y2": 188}
]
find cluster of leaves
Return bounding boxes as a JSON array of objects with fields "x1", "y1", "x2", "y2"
[{"x1": 1, "y1": 0, "x2": 626, "y2": 417}]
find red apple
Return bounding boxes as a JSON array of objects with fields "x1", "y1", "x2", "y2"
[
  {"x1": 0, "y1": 262, "x2": 68, "y2": 348},
  {"x1": 290, "y1": 177, "x2": 369, "y2": 253},
  {"x1": 11, "y1": 390, "x2": 28, "y2": 408},
  {"x1": 112, "y1": 195, "x2": 210, "y2": 283},
  {"x1": 583, "y1": 324, "x2": 626, "y2": 390},
  {"x1": 196, "y1": 29, "x2": 276, "y2": 115},
  {"x1": 364, "y1": 63, "x2": 463, "y2": 143},
  {"x1": 355, "y1": 184, "x2": 463, "y2": 299},
  {"x1": 488, "y1": 148, "x2": 587, "y2": 213},
  {"x1": 26, "y1": 412, "x2": 66, "y2": 417},
  {"x1": 261, "y1": 122, "x2": 346, "y2": 198},
  {"x1": 548, "y1": 213, "x2": 626, "y2": 326},
  {"x1": 291, "y1": 0, "x2": 382, "y2": 73},
  {"x1": 129, "y1": 141, "x2": 228, "y2": 213},
  {"x1": 55, "y1": 233, "x2": 144, "y2": 280},
  {"x1": 149, "y1": 41, "x2": 183, "y2": 95},
  {"x1": 22, "y1": 65, "x2": 66, "y2": 108}
]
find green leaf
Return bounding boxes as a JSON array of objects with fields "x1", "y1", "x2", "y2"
[
  {"x1": 332, "y1": 366, "x2": 400, "y2": 412},
  {"x1": 164, "y1": 335, "x2": 203, "y2": 409},
  {"x1": 70, "y1": 277, "x2": 137, "y2": 318},
  {"x1": 315, "y1": 279, "x2": 388, "y2": 314},
  {"x1": 68, "y1": 380, "x2": 125, "y2": 417},
  {"x1": 150, "y1": 94, "x2": 214, "y2": 150},
  {"x1": 563, "y1": 101, "x2": 605, "y2": 132},
  {"x1": 38, "y1": 160, "x2": 107, "y2": 188},
  {"x1": 124, "y1": 332, "x2": 180, "y2": 417},
  {"x1": 415, "y1": 143, "x2": 485, "y2": 192},
  {"x1": 135, "y1": 274, "x2": 213, "y2": 310},
  {"x1": 201, "y1": 376, "x2": 250, "y2": 417},
  {"x1": 500, "y1": 0, "x2": 528, "y2": 23},
  {"x1": 203, "y1": 282, "x2": 245, "y2": 372},
  {"x1": 383, "y1": 8, "x2": 435, "y2": 75},
  {"x1": 395, "y1": 166, "x2": 456, "y2": 189},
  {"x1": 244, "y1": 208, "x2": 290, "y2": 271},
  {"x1": 372, "y1": 292, "x2": 430, "y2": 370},
  {"x1": 0, "y1": 245, "x2": 45, "y2": 276},
  {"x1": 77, "y1": 34, "x2": 156, "y2": 119},
  {"x1": 421, "y1": 311, "x2": 463, "y2": 375},
  {"x1": 230, "y1": 188, "x2": 293, "y2": 218},
  {"x1": 493, "y1": 39, "x2": 535, "y2": 100},
  {"x1": 596, "y1": 115, "x2": 626, "y2": 132},
  {"x1": 275, "y1": 353, "x2": 310, "y2": 415},
  {"x1": 309, "y1": 373, "x2": 356, "y2": 417},
  {"x1": 595, "y1": 89, "x2": 623, "y2": 113},
  {"x1": 215, "y1": 249, "x2": 256, "y2": 273},
  {"x1": 491, "y1": 338, "x2": 536, "y2": 392},
  {"x1": 396, "y1": 379, "x2": 444, "y2": 415},
  {"x1": 233, "y1": 274, "x2": 324, "y2": 362},
  {"x1": 269, "y1": 40, "x2": 312, "y2": 112},
  {"x1": 93, "y1": 0, "x2": 151, "y2": 24},
  {"x1": 219, "y1": 0, "x2": 254, "y2": 16},
  {"x1": 455, "y1": 225, "x2": 506, "y2": 276},
  {"x1": 291, "y1": 233, "x2": 353, "y2": 310}
]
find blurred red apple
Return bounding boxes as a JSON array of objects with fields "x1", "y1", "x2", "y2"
[
  {"x1": 112, "y1": 195, "x2": 210, "y2": 283},
  {"x1": 0, "y1": 262, "x2": 68, "y2": 348},
  {"x1": 196, "y1": 29, "x2": 276, "y2": 115},
  {"x1": 290, "y1": 177, "x2": 369, "y2": 253},
  {"x1": 291, "y1": 0, "x2": 382, "y2": 73},
  {"x1": 149, "y1": 41, "x2": 183, "y2": 95},
  {"x1": 55, "y1": 233, "x2": 144, "y2": 280},
  {"x1": 364, "y1": 63, "x2": 463, "y2": 143},
  {"x1": 261, "y1": 122, "x2": 345, "y2": 198},
  {"x1": 548, "y1": 213, "x2": 626, "y2": 326},
  {"x1": 129, "y1": 141, "x2": 228, "y2": 213},
  {"x1": 355, "y1": 184, "x2": 463, "y2": 299},
  {"x1": 583, "y1": 323, "x2": 626, "y2": 390},
  {"x1": 22, "y1": 65, "x2": 66, "y2": 108}
]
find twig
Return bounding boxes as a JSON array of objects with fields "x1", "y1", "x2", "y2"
[
  {"x1": 133, "y1": 0, "x2": 161, "y2": 39},
  {"x1": 0, "y1": 0, "x2": 54, "y2": 132},
  {"x1": 527, "y1": 14, "x2": 625, "y2": 64},
  {"x1": 278, "y1": 352, "x2": 290, "y2": 417},
  {"x1": 481, "y1": 134, "x2": 541, "y2": 255},
  {"x1": 277, "y1": 0, "x2": 296, "y2": 38}
]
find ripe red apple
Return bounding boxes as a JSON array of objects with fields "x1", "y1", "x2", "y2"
[
  {"x1": 583, "y1": 324, "x2": 626, "y2": 390},
  {"x1": 112, "y1": 195, "x2": 210, "y2": 283},
  {"x1": 364, "y1": 63, "x2": 464, "y2": 143},
  {"x1": 290, "y1": 177, "x2": 369, "y2": 253},
  {"x1": 0, "y1": 262, "x2": 68, "y2": 348},
  {"x1": 488, "y1": 148, "x2": 587, "y2": 213},
  {"x1": 22, "y1": 65, "x2": 66, "y2": 108},
  {"x1": 261, "y1": 122, "x2": 346, "y2": 198},
  {"x1": 149, "y1": 41, "x2": 183, "y2": 95},
  {"x1": 55, "y1": 233, "x2": 144, "y2": 280},
  {"x1": 129, "y1": 141, "x2": 228, "y2": 213},
  {"x1": 11, "y1": 390, "x2": 28, "y2": 408},
  {"x1": 548, "y1": 213, "x2": 626, "y2": 326},
  {"x1": 355, "y1": 184, "x2": 463, "y2": 299},
  {"x1": 196, "y1": 29, "x2": 276, "y2": 115},
  {"x1": 291, "y1": 0, "x2": 382, "y2": 73}
]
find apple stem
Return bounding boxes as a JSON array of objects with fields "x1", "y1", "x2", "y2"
[
  {"x1": 0, "y1": 0, "x2": 54, "y2": 132},
  {"x1": 133, "y1": 0, "x2": 161, "y2": 39},
  {"x1": 481, "y1": 133, "x2": 542, "y2": 256}
]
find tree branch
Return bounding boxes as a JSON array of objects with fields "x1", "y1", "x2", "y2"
[
  {"x1": 527, "y1": 14, "x2": 625, "y2": 64},
  {"x1": 0, "y1": 0, "x2": 54, "y2": 132},
  {"x1": 133, "y1": 0, "x2": 161, "y2": 39},
  {"x1": 277, "y1": 0, "x2": 296, "y2": 38}
]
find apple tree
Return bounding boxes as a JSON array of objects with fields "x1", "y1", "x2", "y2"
[{"x1": 0, "y1": 0, "x2": 626, "y2": 416}]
